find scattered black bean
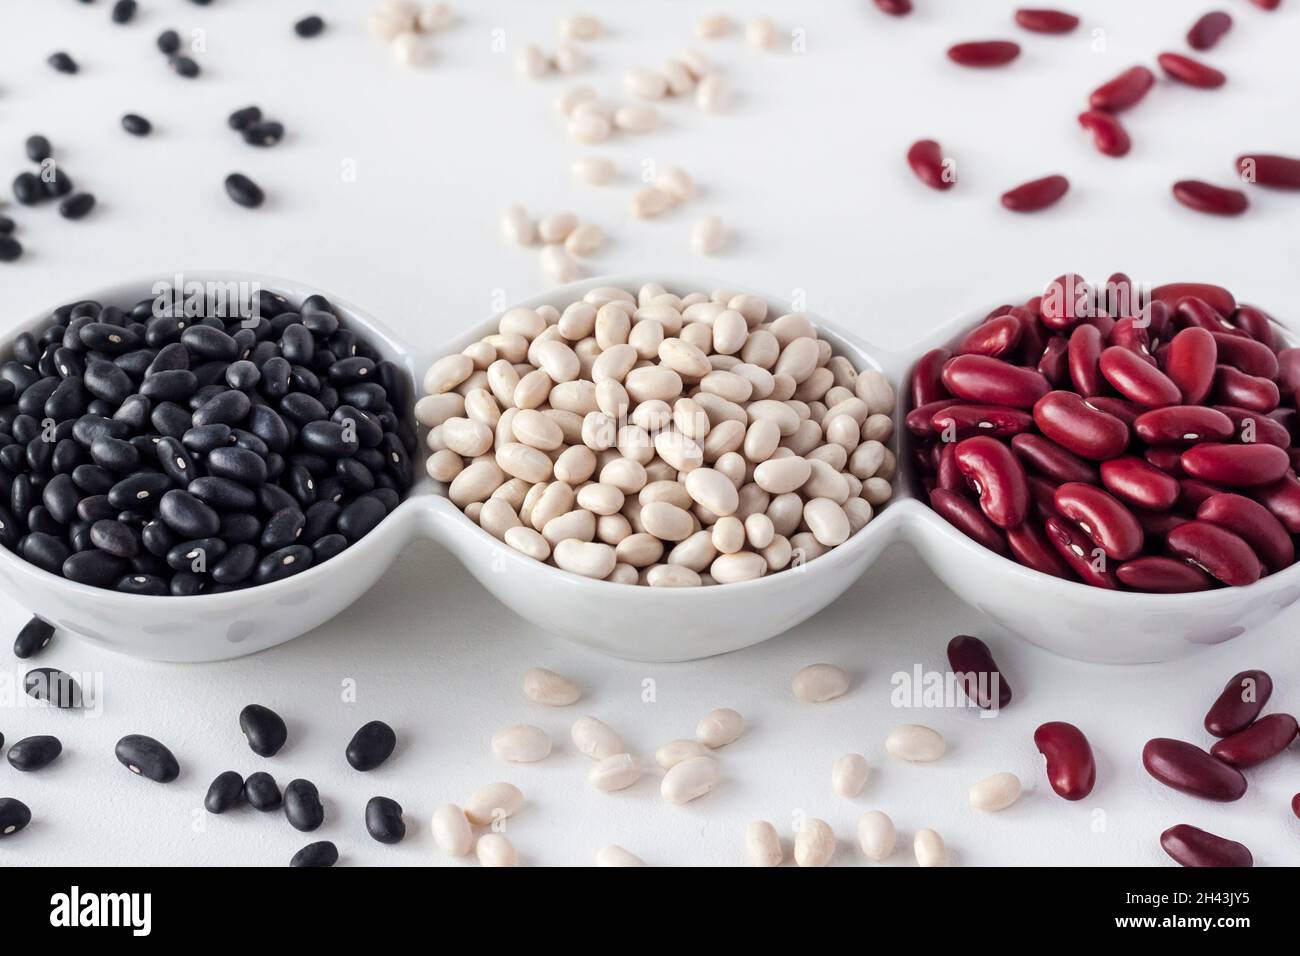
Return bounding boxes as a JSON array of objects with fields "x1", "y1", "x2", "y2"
[
  {"x1": 156, "y1": 29, "x2": 181, "y2": 55},
  {"x1": 364, "y1": 796, "x2": 405, "y2": 844},
  {"x1": 224, "y1": 172, "x2": 264, "y2": 208},
  {"x1": 0, "y1": 798, "x2": 31, "y2": 837},
  {"x1": 25, "y1": 135, "x2": 53, "y2": 163},
  {"x1": 244, "y1": 771, "x2": 282, "y2": 811},
  {"x1": 7, "y1": 735, "x2": 63, "y2": 771},
  {"x1": 111, "y1": 0, "x2": 138, "y2": 24},
  {"x1": 59, "y1": 193, "x2": 96, "y2": 220},
  {"x1": 227, "y1": 105, "x2": 262, "y2": 131},
  {"x1": 204, "y1": 770, "x2": 244, "y2": 813},
  {"x1": 0, "y1": 236, "x2": 21, "y2": 262},
  {"x1": 24, "y1": 667, "x2": 83, "y2": 708},
  {"x1": 43, "y1": 169, "x2": 73, "y2": 198},
  {"x1": 121, "y1": 113, "x2": 152, "y2": 136},
  {"x1": 169, "y1": 55, "x2": 200, "y2": 78},
  {"x1": 283, "y1": 778, "x2": 323, "y2": 831},
  {"x1": 115, "y1": 734, "x2": 180, "y2": 782},
  {"x1": 243, "y1": 121, "x2": 284, "y2": 147},
  {"x1": 0, "y1": 216, "x2": 13, "y2": 234},
  {"x1": 14, "y1": 616, "x2": 54, "y2": 658},
  {"x1": 290, "y1": 840, "x2": 337, "y2": 867},
  {"x1": 239, "y1": 703, "x2": 287, "y2": 757},
  {"x1": 345, "y1": 720, "x2": 395, "y2": 772},
  {"x1": 48, "y1": 52, "x2": 79, "y2": 75},
  {"x1": 13, "y1": 172, "x2": 43, "y2": 205},
  {"x1": 294, "y1": 15, "x2": 325, "y2": 38}
]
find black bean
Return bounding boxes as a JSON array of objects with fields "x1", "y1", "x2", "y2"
[
  {"x1": 63, "y1": 548, "x2": 127, "y2": 586},
  {"x1": 345, "y1": 720, "x2": 395, "y2": 772},
  {"x1": 107, "y1": 473, "x2": 172, "y2": 509},
  {"x1": 21, "y1": 533, "x2": 71, "y2": 574},
  {"x1": 158, "y1": 489, "x2": 220, "y2": 538},
  {"x1": 121, "y1": 113, "x2": 152, "y2": 136},
  {"x1": 154, "y1": 437, "x2": 195, "y2": 485},
  {"x1": 309, "y1": 533, "x2": 345, "y2": 563},
  {"x1": 246, "y1": 404, "x2": 289, "y2": 451},
  {"x1": 225, "y1": 359, "x2": 259, "y2": 390},
  {"x1": 83, "y1": 363, "x2": 133, "y2": 405},
  {"x1": 244, "y1": 771, "x2": 281, "y2": 810},
  {"x1": 14, "y1": 616, "x2": 54, "y2": 658},
  {"x1": 116, "y1": 573, "x2": 168, "y2": 594},
  {"x1": 25, "y1": 134, "x2": 53, "y2": 162},
  {"x1": 115, "y1": 734, "x2": 180, "y2": 782},
  {"x1": 7, "y1": 735, "x2": 63, "y2": 771},
  {"x1": 48, "y1": 51, "x2": 78, "y2": 73},
  {"x1": 290, "y1": 840, "x2": 337, "y2": 867},
  {"x1": 169, "y1": 55, "x2": 200, "y2": 78},
  {"x1": 207, "y1": 445, "x2": 267, "y2": 485},
  {"x1": 224, "y1": 172, "x2": 264, "y2": 208},
  {"x1": 189, "y1": 476, "x2": 257, "y2": 511},
  {"x1": 0, "y1": 216, "x2": 14, "y2": 234},
  {"x1": 193, "y1": 390, "x2": 249, "y2": 427},
  {"x1": 13, "y1": 172, "x2": 43, "y2": 205},
  {"x1": 337, "y1": 495, "x2": 386, "y2": 541},
  {"x1": 111, "y1": 0, "x2": 138, "y2": 24},
  {"x1": 260, "y1": 507, "x2": 305, "y2": 550},
  {"x1": 210, "y1": 541, "x2": 256, "y2": 583},
  {"x1": 156, "y1": 29, "x2": 181, "y2": 55},
  {"x1": 42, "y1": 473, "x2": 81, "y2": 523},
  {"x1": 239, "y1": 703, "x2": 288, "y2": 757},
  {"x1": 59, "y1": 193, "x2": 96, "y2": 220},
  {"x1": 365, "y1": 796, "x2": 405, "y2": 844},
  {"x1": 219, "y1": 513, "x2": 260, "y2": 545},
  {"x1": 165, "y1": 537, "x2": 225, "y2": 572},
  {"x1": 182, "y1": 423, "x2": 231, "y2": 454},
  {"x1": 243, "y1": 121, "x2": 284, "y2": 147},
  {"x1": 91, "y1": 436, "x2": 139, "y2": 471},
  {"x1": 0, "y1": 798, "x2": 32, "y2": 837},
  {"x1": 283, "y1": 778, "x2": 323, "y2": 831},
  {"x1": 254, "y1": 544, "x2": 311, "y2": 584},
  {"x1": 294, "y1": 15, "x2": 325, "y2": 38},
  {"x1": 80, "y1": 321, "x2": 141, "y2": 353},
  {"x1": 0, "y1": 236, "x2": 21, "y2": 262},
  {"x1": 24, "y1": 668, "x2": 83, "y2": 708},
  {"x1": 89, "y1": 519, "x2": 139, "y2": 557},
  {"x1": 150, "y1": 400, "x2": 192, "y2": 437},
  {"x1": 227, "y1": 105, "x2": 262, "y2": 130},
  {"x1": 204, "y1": 770, "x2": 244, "y2": 813},
  {"x1": 43, "y1": 169, "x2": 73, "y2": 199},
  {"x1": 169, "y1": 571, "x2": 204, "y2": 596}
]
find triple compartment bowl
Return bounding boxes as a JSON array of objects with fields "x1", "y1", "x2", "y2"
[{"x1": 2, "y1": 273, "x2": 1297, "y2": 664}]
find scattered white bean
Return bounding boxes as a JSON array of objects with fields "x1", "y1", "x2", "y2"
[
  {"x1": 571, "y1": 715, "x2": 623, "y2": 759},
  {"x1": 655, "y1": 738, "x2": 711, "y2": 769},
  {"x1": 431, "y1": 803, "x2": 474, "y2": 856},
  {"x1": 746, "y1": 17, "x2": 778, "y2": 50},
  {"x1": 559, "y1": 14, "x2": 603, "y2": 41},
  {"x1": 491, "y1": 724, "x2": 552, "y2": 763},
  {"x1": 745, "y1": 821, "x2": 784, "y2": 867},
  {"x1": 629, "y1": 186, "x2": 673, "y2": 218},
  {"x1": 857, "y1": 810, "x2": 896, "y2": 861},
  {"x1": 540, "y1": 244, "x2": 582, "y2": 283},
  {"x1": 501, "y1": 205, "x2": 536, "y2": 246},
  {"x1": 464, "y1": 782, "x2": 523, "y2": 826},
  {"x1": 660, "y1": 755, "x2": 720, "y2": 804},
  {"x1": 572, "y1": 155, "x2": 616, "y2": 185},
  {"x1": 476, "y1": 832, "x2": 518, "y2": 867},
  {"x1": 691, "y1": 215, "x2": 726, "y2": 256},
  {"x1": 832, "y1": 754, "x2": 870, "y2": 797},
  {"x1": 565, "y1": 222, "x2": 605, "y2": 257},
  {"x1": 914, "y1": 828, "x2": 948, "y2": 867},
  {"x1": 392, "y1": 32, "x2": 431, "y2": 68},
  {"x1": 516, "y1": 43, "x2": 549, "y2": 78},
  {"x1": 696, "y1": 14, "x2": 733, "y2": 39},
  {"x1": 614, "y1": 104, "x2": 659, "y2": 133},
  {"x1": 589, "y1": 753, "x2": 642, "y2": 791},
  {"x1": 695, "y1": 707, "x2": 744, "y2": 748},
  {"x1": 886, "y1": 724, "x2": 947, "y2": 762},
  {"x1": 969, "y1": 772, "x2": 1021, "y2": 812},
  {"x1": 696, "y1": 74, "x2": 729, "y2": 112},
  {"x1": 792, "y1": 662, "x2": 851, "y2": 702},
  {"x1": 793, "y1": 819, "x2": 836, "y2": 867},
  {"x1": 596, "y1": 845, "x2": 646, "y2": 867}
]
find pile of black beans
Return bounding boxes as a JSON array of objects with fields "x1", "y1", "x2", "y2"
[{"x1": 0, "y1": 287, "x2": 415, "y2": 595}]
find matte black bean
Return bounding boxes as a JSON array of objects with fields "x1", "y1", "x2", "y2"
[
  {"x1": 225, "y1": 359, "x2": 260, "y2": 390},
  {"x1": 207, "y1": 445, "x2": 266, "y2": 485},
  {"x1": 121, "y1": 113, "x2": 151, "y2": 136},
  {"x1": 111, "y1": 0, "x2": 138, "y2": 24},
  {"x1": 115, "y1": 734, "x2": 180, "y2": 782},
  {"x1": 79, "y1": 364, "x2": 131, "y2": 407},
  {"x1": 286, "y1": 465, "x2": 317, "y2": 505},
  {"x1": 181, "y1": 324, "x2": 239, "y2": 362},
  {"x1": 141, "y1": 368, "x2": 197, "y2": 402},
  {"x1": 165, "y1": 537, "x2": 225, "y2": 572},
  {"x1": 7, "y1": 735, "x2": 63, "y2": 771},
  {"x1": 20, "y1": 532, "x2": 71, "y2": 574},
  {"x1": 334, "y1": 405, "x2": 383, "y2": 447},
  {"x1": 150, "y1": 401, "x2": 192, "y2": 438},
  {"x1": 116, "y1": 573, "x2": 168, "y2": 594},
  {"x1": 367, "y1": 487, "x2": 400, "y2": 513},
  {"x1": 43, "y1": 377, "x2": 85, "y2": 419},
  {"x1": 227, "y1": 106, "x2": 262, "y2": 131},
  {"x1": 77, "y1": 494, "x2": 116, "y2": 523},
  {"x1": 280, "y1": 324, "x2": 314, "y2": 363},
  {"x1": 225, "y1": 172, "x2": 263, "y2": 208},
  {"x1": 158, "y1": 489, "x2": 220, "y2": 538},
  {"x1": 24, "y1": 667, "x2": 83, "y2": 708},
  {"x1": 0, "y1": 444, "x2": 26, "y2": 473},
  {"x1": 290, "y1": 365, "x2": 321, "y2": 396},
  {"x1": 0, "y1": 236, "x2": 22, "y2": 262},
  {"x1": 47, "y1": 52, "x2": 77, "y2": 74},
  {"x1": 59, "y1": 193, "x2": 96, "y2": 220},
  {"x1": 0, "y1": 798, "x2": 32, "y2": 837},
  {"x1": 365, "y1": 796, "x2": 405, "y2": 844},
  {"x1": 91, "y1": 437, "x2": 139, "y2": 472},
  {"x1": 107, "y1": 472, "x2": 172, "y2": 509},
  {"x1": 14, "y1": 616, "x2": 54, "y2": 658},
  {"x1": 230, "y1": 428, "x2": 269, "y2": 457},
  {"x1": 115, "y1": 349, "x2": 155, "y2": 378},
  {"x1": 302, "y1": 500, "x2": 340, "y2": 541},
  {"x1": 73, "y1": 413, "x2": 128, "y2": 446},
  {"x1": 44, "y1": 171, "x2": 74, "y2": 199},
  {"x1": 279, "y1": 392, "x2": 327, "y2": 427},
  {"x1": 25, "y1": 134, "x2": 53, "y2": 163},
  {"x1": 340, "y1": 383, "x2": 387, "y2": 411},
  {"x1": 0, "y1": 216, "x2": 15, "y2": 235},
  {"x1": 346, "y1": 720, "x2": 396, "y2": 772},
  {"x1": 30, "y1": 507, "x2": 64, "y2": 538},
  {"x1": 254, "y1": 544, "x2": 312, "y2": 584},
  {"x1": 156, "y1": 29, "x2": 181, "y2": 54},
  {"x1": 259, "y1": 356, "x2": 292, "y2": 400},
  {"x1": 211, "y1": 542, "x2": 256, "y2": 584},
  {"x1": 79, "y1": 322, "x2": 142, "y2": 354},
  {"x1": 240, "y1": 703, "x2": 288, "y2": 757},
  {"x1": 246, "y1": 404, "x2": 289, "y2": 452},
  {"x1": 284, "y1": 778, "x2": 323, "y2": 831},
  {"x1": 261, "y1": 507, "x2": 305, "y2": 550},
  {"x1": 311, "y1": 533, "x2": 347, "y2": 563},
  {"x1": 335, "y1": 458, "x2": 374, "y2": 494},
  {"x1": 63, "y1": 548, "x2": 126, "y2": 586},
  {"x1": 328, "y1": 357, "x2": 375, "y2": 386},
  {"x1": 243, "y1": 121, "x2": 284, "y2": 147},
  {"x1": 169, "y1": 55, "x2": 200, "y2": 78},
  {"x1": 140, "y1": 519, "x2": 177, "y2": 557},
  {"x1": 111, "y1": 395, "x2": 152, "y2": 431},
  {"x1": 290, "y1": 840, "x2": 337, "y2": 867},
  {"x1": 218, "y1": 512, "x2": 260, "y2": 544},
  {"x1": 258, "y1": 483, "x2": 296, "y2": 515},
  {"x1": 42, "y1": 473, "x2": 81, "y2": 524},
  {"x1": 169, "y1": 571, "x2": 204, "y2": 596},
  {"x1": 337, "y1": 495, "x2": 385, "y2": 541},
  {"x1": 189, "y1": 476, "x2": 257, "y2": 510},
  {"x1": 155, "y1": 437, "x2": 197, "y2": 485},
  {"x1": 182, "y1": 424, "x2": 232, "y2": 454},
  {"x1": 12, "y1": 475, "x2": 39, "y2": 521},
  {"x1": 193, "y1": 389, "x2": 250, "y2": 426},
  {"x1": 204, "y1": 770, "x2": 244, "y2": 813},
  {"x1": 295, "y1": 15, "x2": 325, "y2": 38},
  {"x1": 18, "y1": 377, "x2": 60, "y2": 416},
  {"x1": 53, "y1": 437, "x2": 87, "y2": 474},
  {"x1": 90, "y1": 519, "x2": 139, "y2": 557},
  {"x1": 245, "y1": 771, "x2": 281, "y2": 810}
]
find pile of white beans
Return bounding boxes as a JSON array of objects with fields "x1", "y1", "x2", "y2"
[{"x1": 417, "y1": 284, "x2": 897, "y2": 586}]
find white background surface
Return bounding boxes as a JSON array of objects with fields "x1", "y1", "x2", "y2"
[{"x1": 1, "y1": 0, "x2": 1298, "y2": 867}]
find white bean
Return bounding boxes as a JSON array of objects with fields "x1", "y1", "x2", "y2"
[
  {"x1": 655, "y1": 738, "x2": 711, "y2": 769},
  {"x1": 589, "y1": 753, "x2": 642, "y2": 791},
  {"x1": 696, "y1": 707, "x2": 743, "y2": 748},
  {"x1": 476, "y1": 832, "x2": 517, "y2": 867},
  {"x1": 464, "y1": 782, "x2": 523, "y2": 826},
  {"x1": 431, "y1": 803, "x2": 474, "y2": 856},
  {"x1": 570, "y1": 716, "x2": 623, "y2": 759},
  {"x1": 596, "y1": 845, "x2": 645, "y2": 867},
  {"x1": 914, "y1": 828, "x2": 948, "y2": 867},
  {"x1": 691, "y1": 215, "x2": 726, "y2": 256},
  {"x1": 564, "y1": 223, "x2": 605, "y2": 257},
  {"x1": 791, "y1": 662, "x2": 851, "y2": 702},
  {"x1": 522, "y1": 667, "x2": 581, "y2": 706},
  {"x1": 629, "y1": 185, "x2": 673, "y2": 218},
  {"x1": 491, "y1": 724, "x2": 552, "y2": 763},
  {"x1": 745, "y1": 821, "x2": 784, "y2": 867},
  {"x1": 696, "y1": 74, "x2": 729, "y2": 112},
  {"x1": 516, "y1": 44, "x2": 549, "y2": 78},
  {"x1": 661, "y1": 755, "x2": 720, "y2": 804},
  {"x1": 886, "y1": 724, "x2": 947, "y2": 762},
  {"x1": 793, "y1": 819, "x2": 836, "y2": 867},
  {"x1": 572, "y1": 155, "x2": 616, "y2": 185},
  {"x1": 969, "y1": 772, "x2": 1021, "y2": 812},
  {"x1": 832, "y1": 754, "x2": 870, "y2": 797},
  {"x1": 857, "y1": 810, "x2": 896, "y2": 862}
]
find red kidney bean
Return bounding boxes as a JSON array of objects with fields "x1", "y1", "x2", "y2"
[
  {"x1": 1152, "y1": 283, "x2": 1236, "y2": 317},
  {"x1": 1133, "y1": 405, "x2": 1234, "y2": 445},
  {"x1": 1173, "y1": 180, "x2": 1249, "y2": 215},
  {"x1": 1101, "y1": 272, "x2": 1139, "y2": 319},
  {"x1": 1144, "y1": 446, "x2": 1185, "y2": 476},
  {"x1": 1054, "y1": 482, "x2": 1144, "y2": 560},
  {"x1": 1034, "y1": 391, "x2": 1130, "y2": 460},
  {"x1": 1249, "y1": 0, "x2": 1281, "y2": 9},
  {"x1": 1037, "y1": 336, "x2": 1069, "y2": 384},
  {"x1": 957, "y1": 315, "x2": 1021, "y2": 357},
  {"x1": 1007, "y1": 520, "x2": 1072, "y2": 578},
  {"x1": 1213, "y1": 406, "x2": 1291, "y2": 448},
  {"x1": 1089, "y1": 66, "x2": 1155, "y2": 112},
  {"x1": 1231, "y1": 305, "x2": 1277, "y2": 350},
  {"x1": 1248, "y1": 473, "x2": 1300, "y2": 532},
  {"x1": 1160, "y1": 825, "x2": 1252, "y2": 868},
  {"x1": 1142, "y1": 738, "x2": 1247, "y2": 801},
  {"x1": 932, "y1": 404, "x2": 1034, "y2": 441},
  {"x1": 1197, "y1": 493, "x2": 1295, "y2": 569},
  {"x1": 1001, "y1": 174, "x2": 1069, "y2": 212},
  {"x1": 954, "y1": 436, "x2": 1030, "y2": 528},
  {"x1": 946, "y1": 634, "x2": 1013, "y2": 709},
  {"x1": 1027, "y1": 474, "x2": 1059, "y2": 518},
  {"x1": 942, "y1": 355, "x2": 1050, "y2": 408},
  {"x1": 1182, "y1": 442, "x2": 1289, "y2": 486},
  {"x1": 1077, "y1": 109, "x2": 1131, "y2": 158},
  {"x1": 1100, "y1": 456, "x2": 1180, "y2": 510},
  {"x1": 1293, "y1": 792, "x2": 1299, "y2": 819},
  {"x1": 1165, "y1": 520, "x2": 1262, "y2": 586},
  {"x1": 1014, "y1": 8, "x2": 1080, "y2": 32},
  {"x1": 1045, "y1": 514, "x2": 1118, "y2": 587},
  {"x1": 1187, "y1": 11, "x2": 1233, "y2": 50},
  {"x1": 1039, "y1": 273, "x2": 1090, "y2": 331},
  {"x1": 911, "y1": 348, "x2": 952, "y2": 407},
  {"x1": 1236, "y1": 153, "x2": 1300, "y2": 190},
  {"x1": 873, "y1": 0, "x2": 913, "y2": 14},
  {"x1": 1143, "y1": 299, "x2": 1173, "y2": 340},
  {"x1": 1108, "y1": 317, "x2": 1153, "y2": 361},
  {"x1": 947, "y1": 40, "x2": 1021, "y2": 67},
  {"x1": 907, "y1": 139, "x2": 954, "y2": 191},
  {"x1": 1158, "y1": 52, "x2": 1227, "y2": 88},
  {"x1": 1209, "y1": 713, "x2": 1298, "y2": 768},
  {"x1": 906, "y1": 398, "x2": 961, "y2": 437},
  {"x1": 929, "y1": 488, "x2": 1008, "y2": 555},
  {"x1": 1006, "y1": 306, "x2": 1046, "y2": 366},
  {"x1": 1034, "y1": 721, "x2": 1096, "y2": 801},
  {"x1": 1178, "y1": 478, "x2": 1224, "y2": 511},
  {"x1": 1164, "y1": 327, "x2": 1217, "y2": 403},
  {"x1": 1117, "y1": 555, "x2": 1213, "y2": 592},
  {"x1": 1084, "y1": 395, "x2": 1141, "y2": 425},
  {"x1": 937, "y1": 441, "x2": 963, "y2": 492},
  {"x1": 1176, "y1": 295, "x2": 1234, "y2": 334},
  {"x1": 1067, "y1": 324, "x2": 1104, "y2": 395},
  {"x1": 1278, "y1": 349, "x2": 1300, "y2": 393},
  {"x1": 1137, "y1": 509, "x2": 1190, "y2": 539},
  {"x1": 1011, "y1": 433, "x2": 1098, "y2": 484},
  {"x1": 1209, "y1": 332, "x2": 1278, "y2": 380},
  {"x1": 1099, "y1": 346, "x2": 1182, "y2": 407},
  {"x1": 1213, "y1": 365, "x2": 1279, "y2": 412}
]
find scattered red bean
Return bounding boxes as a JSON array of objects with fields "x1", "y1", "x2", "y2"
[
  {"x1": 1014, "y1": 8, "x2": 1080, "y2": 33},
  {"x1": 1236, "y1": 153, "x2": 1300, "y2": 189},
  {"x1": 1204, "y1": 669, "x2": 1273, "y2": 737},
  {"x1": 1248, "y1": 0, "x2": 1282, "y2": 10},
  {"x1": 1143, "y1": 738, "x2": 1247, "y2": 801},
  {"x1": 1187, "y1": 11, "x2": 1233, "y2": 50},
  {"x1": 873, "y1": 0, "x2": 913, "y2": 15},
  {"x1": 1172, "y1": 180, "x2": 1249, "y2": 216},
  {"x1": 947, "y1": 40, "x2": 1021, "y2": 68},
  {"x1": 1160, "y1": 824, "x2": 1253, "y2": 867},
  {"x1": 1158, "y1": 52, "x2": 1227, "y2": 88},
  {"x1": 1077, "y1": 110, "x2": 1131, "y2": 157},
  {"x1": 1089, "y1": 66, "x2": 1155, "y2": 112},
  {"x1": 906, "y1": 139, "x2": 954, "y2": 191},
  {"x1": 1001, "y1": 174, "x2": 1070, "y2": 212},
  {"x1": 1209, "y1": 713, "x2": 1298, "y2": 767},
  {"x1": 946, "y1": 635, "x2": 1013, "y2": 709},
  {"x1": 1034, "y1": 721, "x2": 1096, "y2": 800},
  {"x1": 1293, "y1": 793, "x2": 1300, "y2": 818}
]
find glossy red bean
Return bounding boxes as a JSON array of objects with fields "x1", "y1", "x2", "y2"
[
  {"x1": 1014, "y1": 8, "x2": 1080, "y2": 32},
  {"x1": 1066, "y1": 325, "x2": 1103, "y2": 395},
  {"x1": 1026, "y1": 474, "x2": 1060, "y2": 518},
  {"x1": 946, "y1": 634, "x2": 1013, "y2": 710},
  {"x1": 1213, "y1": 365, "x2": 1279, "y2": 412},
  {"x1": 1231, "y1": 305, "x2": 1277, "y2": 350},
  {"x1": 1144, "y1": 446, "x2": 1185, "y2": 476},
  {"x1": 1173, "y1": 180, "x2": 1249, "y2": 216},
  {"x1": 1034, "y1": 391, "x2": 1130, "y2": 460},
  {"x1": 1249, "y1": 0, "x2": 1282, "y2": 9},
  {"x1": 1100, "y1": 346, "x2": 1182, "y2": 407},
  {"x1": 873, "y1": 0, "x2": 913, "y2": 14},
  {"x1": 1001, "y1": 174, "x2": 1069, "y2": 212},
  {"x1": 1176, "y1": 296, "x2": 1235, "y2": 336},
  {"x1": 936, "y1": 441, "x2": 963, "y2": 492},
  {"x1": 1084, "y1": 395, "x2": 1141, "y2": 425},
  {"x1": 911, "y1": 348, "x2": 952, "y2": 407},
  {"x1": 1248, "y1": 473, "x2": 1300, "y2": 532},
  {"x1": 1116, "y1": 555, "x2": 1213, "y2": 592},
  {"x1": 1160, "y1": 825, "x2": 1252, "y2": 868},
  {"x1": 906, "y1": 398, "x2": 960, "y2": 437},
  {"x1": 1236, "y1": 153, "x2": 1300, "y2": 190},
  {"x1": 1054, "y1": 482, "x2": 1144, "y2": 560},
  {"x1": 1213, "y1": 405, "x2": 1291, "y2": 448},
  {"x1": 1010, "y1": 433, "x2": 1098, "y2": 484},
  {"x1": 1089, "y1": 66, "x2": 1155, "y2": 112},
  {"x1": 929, "y1": 488, "x2": 1008, "y2": 555},
  {"x1": 942, "y1": 355, "x2": 1050, "y2": 408},
  {"x1": 1182, "y1": 442, "x2": 1289, "y2": 486},
  {"x1": 1187, "y1": 11, "x2": 1233, "y2": 50},
  {"x1": 1293, "y1": 792, "x2": 1300, "y2": 819},
  {"x1": 1133, "y1": 405, "x2": 1234, "y2": 445},
  {"x1": 1158, "y1": 52, "x2": 1227, "y2": 88},
  {"x1": 906, "y1": 139, "x2": 954, "y2": 191},
  {"x1": 1178, "y1": 478, "x2": 1224, "y2": 511},
  {"x1": 1033, "y1": 721, "x2": 1096, "y2": 800},
  {"x1": 1045, "y1": 514, "x2": 1118, "y2": 587},
  {"x1": 957, "y1": 315, "x2": 1021, "y2": 357},
  {"x1": 931, "y1": 404, "x2": 1034, "y2": 440},
  {"x1": 1143, "y1": 299, "x2": 1173, "y2": 340},
  {"x1": 947, "y1": 40, "x2": 1021, "y2": 67},
  {"x1": 1109, "y1": 317, "x2": 1154, "y2": 361},
  {"x1": 1163, "y1": 327, "x2": 1217, "y2": 403},
  {"x1": 954, "y1": 436, "x2": 1030, "y2": 528},
  {"x1": 1197, "y1": 493, "x2": 1294, "y2": 569},
  {"x1": 1152, "y1": 283, "x2": 1236, "y2": 318},
  {"x1": 1007, "y1": 521, "x2": 1072, "y2": 578},
  {"x1": 1209, "y1": 713, "x2": 1298, "y2": 768},
  {"x1": 1077, "y1": 109, "x2": 1131, "y2": 157},
  {"x1": 1037, "y1": 336, "x2": 1069, "y2": 384},
  {"x1": 1165, "y1": 520, "x2": 1262, "y2": 586},
  {"x1": 1100, "y1": 456, "x2": 1180, "y2": 510},
  {"x1": 1142, "y1": 738, "x2": 1247, "y2": 801},
  {"x1": 1210, "y1": 331, "x2": 1278, "y2": 380},
  {"x1": 1278, "y1": 349, "x2": 1300, "y2": 393},
  {"x1": 1137, "y1": 509, "x2": 1191, "y2": 539}
]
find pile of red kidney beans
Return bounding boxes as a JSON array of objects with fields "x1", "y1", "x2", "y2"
[{"x1": 909, "y1": 275, "x2": 1300, "y2": 592}]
